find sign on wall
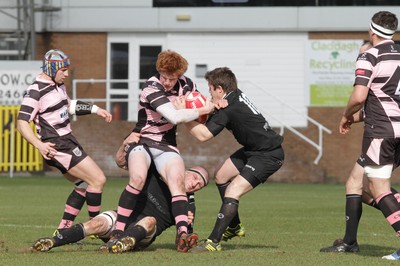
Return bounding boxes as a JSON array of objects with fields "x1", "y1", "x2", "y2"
[
  {"x1": 0, "y1": 61, "x2": 42, "y2": 106},
  {"x1": 307, "y1": 40, "x2": 364, "y2": 106}
]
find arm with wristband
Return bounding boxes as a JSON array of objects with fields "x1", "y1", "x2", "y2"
[{"x1": 69, "y1": 100, "x2": 112, "y2": 122}]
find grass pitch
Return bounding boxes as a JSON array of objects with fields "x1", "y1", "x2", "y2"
[{"x1": 0, "y1": 175, "x2": 398, "y2": 265}]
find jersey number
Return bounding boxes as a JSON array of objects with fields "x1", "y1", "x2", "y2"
[{"x1": 239, "y1": 93, "x2": 260, "y2": 115}]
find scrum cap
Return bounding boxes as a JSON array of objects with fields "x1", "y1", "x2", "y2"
[{"x1": 42, "y1": 49, "x2": 70, "y2": 78}]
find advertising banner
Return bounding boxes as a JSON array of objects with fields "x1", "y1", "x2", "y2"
[
  {"x1": 307, "y1": 40, "x2": 364, "y2": 106},
  {"x1": 0, "y1": 61, "x2": 41, "y2": 106}
]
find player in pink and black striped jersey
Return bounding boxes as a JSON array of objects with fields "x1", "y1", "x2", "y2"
[
  {"x1": 17, "y1": 49, "x2": 112, "y2": 235},
  {"x1": 338, "y1": 11, "x2": 400, "y2": 260},
  {"x1": 320, "y1": 42, "x2": 400, "y2": 254},
  {"x1": 110, "y1": 50, "x2": 214, "y2": 252}
]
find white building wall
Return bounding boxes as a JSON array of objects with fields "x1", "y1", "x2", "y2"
[
  {"x1": 167, "y1": 32, "x2": 307, "y2": 127},
  {"x1": 1, "y1": 1, "x2": 399, "y2": 32},
  {"x1": 35, "y1": 6, "x2": 400, "y2": 33},
  {"x1": 2, "y1": 0, "x2": 392, "y2": 127}
]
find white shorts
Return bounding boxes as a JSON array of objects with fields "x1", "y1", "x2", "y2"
[
  {"x1": 129, "y1": 146, "x2": 182, "y2": 177},
  {"x1": 364, "y1": 164, "x2": 393, "y2": 179}
]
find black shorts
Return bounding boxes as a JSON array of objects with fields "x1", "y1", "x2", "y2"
[
  {"x1": 361, "y1": 137, "x2": 400, "y2": 167},
  {"x1": 357, "y1": 138, "x2": 400, "y2": 169},
  {"x1": 44, "y1": 134, "x2": 88, "y2": 174},
  {"x1": 230, "y1": 146, "x2": 284, "y2": 188}
]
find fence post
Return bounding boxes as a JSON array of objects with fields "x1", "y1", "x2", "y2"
[{"x1": 9, "y1": 114, "x2": 14, "y2": 178}]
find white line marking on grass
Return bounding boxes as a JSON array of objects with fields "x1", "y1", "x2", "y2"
[
  {"x1": 0, "y1": 224, "x2": 53, "y2": 229},
  {"x1": 0, "y1": 224, "x2": 389, "y2": 239}
]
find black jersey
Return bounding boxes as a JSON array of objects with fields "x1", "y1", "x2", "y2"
[
  {"x1": 127, "y1": 166, "x2": 193, "y2": 237},
  {"x1": 206, "y1": 89, "x2": 283, "y2": 152}
]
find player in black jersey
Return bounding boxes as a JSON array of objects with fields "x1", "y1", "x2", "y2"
[
  {"x1": 182, "y1": 67, "x2": 284, "y2": 252},
  {"x1": 30, "y1": 136, "x2": 209, "y2": 253}
]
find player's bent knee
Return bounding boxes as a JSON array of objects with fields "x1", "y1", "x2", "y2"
[
  {"x1": 147, "y1": 216, "x2": 156, "y2": 226},
  {"x1": 88, "y1": 175, "x2": 107, "y2": 188},
  {"x1": 128, "y1": 176, "x2": 146, "y2": 189},
  {"x1": 137, "y1": 216, "x2": 156, "y2": 232},
  {"x1": 91, "y1": 211, "x2": 117, "y2": 237},
  {"x1": 142, "y1": 216, "x2": 156, "y2": 225}
]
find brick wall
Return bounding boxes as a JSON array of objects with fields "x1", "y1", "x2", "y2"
[
  {"x1": 65, "y1": 105, "x2": 399, "y2": 183},
  {"x1": 36, "y1": 33, "x2": 108, "y2": 107},
  {"x1": 35, "y1": 32, "x2": 398, "y2": 183},
  {"x1": 66, "y1": 106, "x2": 365, "y2": 184},
  {"x1": 36, "y1": 101, "x2": 400, "y2": 183}
]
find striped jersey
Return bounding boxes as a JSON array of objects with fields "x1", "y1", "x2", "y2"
[
  {"x1": 17, "y1": 75, "x2": 71, "y2": 140},
  {"x1": 355, "y1": 40, "x2": 400, "y2": 138},
  {"x1": 133, "y1": 74, "x2": 196, "y2": 147}
]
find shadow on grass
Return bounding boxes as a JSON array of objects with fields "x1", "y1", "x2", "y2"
[
  {"x1": 149, "y1": 242, "x2": 278, "y2": 251},
  {"x1": 356, "y1": 244, "x2": 397, "y2": 258}
]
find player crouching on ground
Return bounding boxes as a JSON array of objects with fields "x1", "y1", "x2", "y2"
[{"x1": 31, "y1": 133, "x2": 209, "y2": 253}]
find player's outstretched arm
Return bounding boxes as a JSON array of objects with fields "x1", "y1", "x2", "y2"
[
  {"x1": 157, "y1": 101, "x2": 200, "y2": 124},
  {"x1": 68, "y1": 100, "x2": 112, "y2": 122},
  {"x1": 185, "y1": 121, "x2": 214, "y2": 142},
  {"x1": 95, "y1": 107, "x2": 112, "y2": 123},
  {"x1": 115, "y1": 132, "x2": 141, "y2": 169}
]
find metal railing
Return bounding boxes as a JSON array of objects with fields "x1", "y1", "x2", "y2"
[
  {"x1": 243, "y1": 81, "x2": 332, "y2": 164},
  {"x1": 71, "y1": 78, "x2": 143, "y2": 122}
]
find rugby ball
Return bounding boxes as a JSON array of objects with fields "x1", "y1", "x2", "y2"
[{"x1": 185, "y1": 91, "x2": 208, "y2": 124}]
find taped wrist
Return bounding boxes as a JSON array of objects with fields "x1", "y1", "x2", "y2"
[
  {"x1": 69, "y1": 100, "x2": 99, "y2": 115},
  {"x1": 187, "y1": 193, "x2": 196, "y2": 233},
  {"x1": 188, "y1": 193, "x2": 196, "y2": 213}
]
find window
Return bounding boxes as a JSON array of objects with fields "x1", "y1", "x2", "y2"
[
  {"x1": 0, "y1": 37, "x2": 23, "y2": 60},
  {"x1": 110, "y1": 43, "x2": 129, "y2": 89},
  {"x1": 139, "y1": 46, "x2": 161, "y2": 89},
  {"x1": 110, "y1": 43, "x2": 129, "y2": 120}
]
